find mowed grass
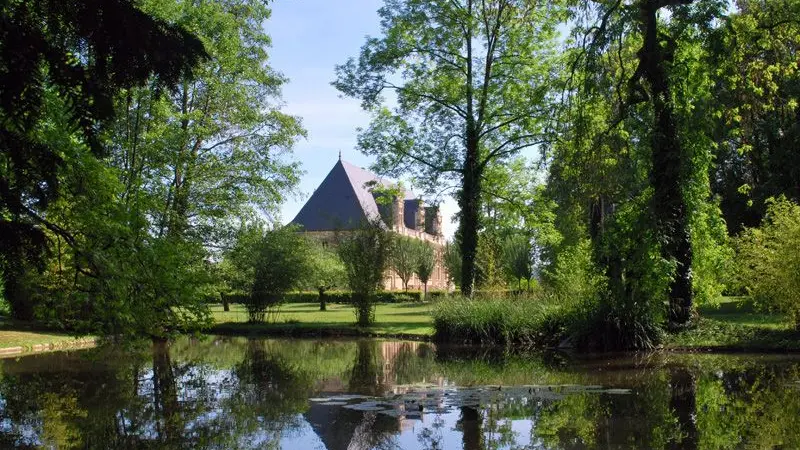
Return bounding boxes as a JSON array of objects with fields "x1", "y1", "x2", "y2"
[
  {"x1": 665, "y1": 297, "x2": 800, "y2": 350},
  {"x1": 0, "y1": 326, "x2": 95, "y2": 355},
  {"x1": 210, "y1": 302, "x2": 434, "y2": 336},
  {"x1": 698, "y1": 296, "x2": 788, "y2": 329}
]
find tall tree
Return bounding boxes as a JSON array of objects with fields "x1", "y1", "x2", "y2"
[
  {"x1": 109, "y1": 0, "x2": 304, "y2": 247},
  {"x1": 0, "y1": 0, "x2": 206, "y2": 319},
  {"x1": 709, "y1": 0, "x2": 800, "y2": 232},
  {"x1": 569, "y1": 0, "x2": 726, "y2": 327},
  {"x1": 334, "y1": 0, "x2": 564, "y2": 296}
]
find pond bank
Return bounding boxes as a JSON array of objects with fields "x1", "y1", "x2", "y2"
[
  {"x1": 210, "y1": 321, "x2": 433, "y2": 342},
  {"x1": 0, "y1": 329, "x2": 96, "y2": 357},
  {"x1": 225, "y1": 299, "x2": 800, "y2": 352},
  {"x1": 3, "y1": 299, "x2": 799, "y2": 356}
]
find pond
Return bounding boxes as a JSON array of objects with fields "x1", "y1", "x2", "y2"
[{"x1": 1, "y1": 337, "x2": 799, "y2": 449}]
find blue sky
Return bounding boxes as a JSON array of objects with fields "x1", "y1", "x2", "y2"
[{"x1": 266, "y1": 0, "x2": 460, "y2": 238}]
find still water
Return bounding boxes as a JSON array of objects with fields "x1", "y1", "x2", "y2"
[{"x1": 1, "y1": 337, "x2": 799, "y2": 449}]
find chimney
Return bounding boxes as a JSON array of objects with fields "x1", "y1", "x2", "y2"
[
  {"x1": 392, "y1": 196, "x2": 404, "y2": 230},
  {"x1": 425, "y1": 206, "x2": 441, "y2": 236},
  {"x1": 415, "y1": 200, "x2": 425, "y2": 230}
]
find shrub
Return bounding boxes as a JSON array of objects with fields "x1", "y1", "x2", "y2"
[
  {"x1": 337, "y1": 218, "x2": 393, "y2": 326},
  {"x1": 544, "y1": 239, "x2": 604, "y2": 308},
  {"x1": 390, "y1": 235, "x2": 417, "y2": 291},
  {"x1": 301, "y1": 241, "x2": 346, "y2": 311},
  {"x1": 414, "y1": 241, "x2": 436, "y2": 298},
  {"x1": 247, "y1": 227, "x2": 311, "y2": 323},
  {"x1": 432, "y1": 295, "x2": 567, "y2": 347},
  {"x1": 735, "y1": 197, "x2": 800, "y2": 329}
]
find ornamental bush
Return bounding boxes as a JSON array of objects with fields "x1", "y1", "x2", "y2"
[{"x1": 735, "y1": 197, "x2": 800, "y2": 329}]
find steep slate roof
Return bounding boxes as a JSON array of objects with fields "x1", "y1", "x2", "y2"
[{"x1": 290, "y1": 159, "x2": 414, "y2": 231}]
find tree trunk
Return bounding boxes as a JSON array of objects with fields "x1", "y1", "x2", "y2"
[
  {"x1": 151, "y1": 339, "x2": 180, "y2": 445},
  {"x1": 423, "y1": 282, "x2": 428, "y2": 301},
  {"x1": 668, "y1": 368, "x2": 698, "y2": 450},
  {"x1": 639, "y1": 0, "x2": 693, "y2": 327},
  {"x1": 458, "y1": 406, "x2": 483, "y2": 450},
  {"x1": 353, "y1": 292, "x2": 372, "y2": 326},
  {"x1": 460, "y1": 0, "x2": 480, "y2": 299},
  {"x1": 459, "y1": 135, "x2": 481, "y2": 298},
  {"x1": 319, "y1": 288, "x2": 326, "y2": 311},
  {"x1": 3, "y1": 259, "x2": 35, "y2": 321},
  {"x1": 221, "y1": 293, "x2": 230, "y2": 312}
]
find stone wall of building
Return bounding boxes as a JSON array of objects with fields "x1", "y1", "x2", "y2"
[{"x1": 301, "y1": 212, "x2": 451, "y2": 292}]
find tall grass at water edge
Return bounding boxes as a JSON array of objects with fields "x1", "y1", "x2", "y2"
[{"x1": 432, "y1": 294, "x2": 571, "y2": 348}]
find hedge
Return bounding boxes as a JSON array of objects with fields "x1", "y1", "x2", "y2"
[{"x1": 220, "y1": 290, "x2": 449, "y2": 305}]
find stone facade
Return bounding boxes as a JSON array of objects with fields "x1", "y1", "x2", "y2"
[{"x1": 299, "y1": 209, "x2": 450, "y2": 292}]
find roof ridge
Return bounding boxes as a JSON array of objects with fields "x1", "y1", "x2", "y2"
[{"x1": 339, "y1": 159, "x2": 415, "y2": 200}]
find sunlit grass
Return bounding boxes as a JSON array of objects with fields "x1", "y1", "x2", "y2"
[
  {"x1": 210, "y1": 302, "x2": 434, "y2": 336},
  {"x1": 0, "y1": 329, "x2": 95, "y2": 354},
  {"x1": 664, "y1": 297, "x2": 799, "y2": 350}
]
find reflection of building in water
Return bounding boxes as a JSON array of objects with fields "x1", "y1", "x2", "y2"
[
  {"x1": 305, "y1": 340, "x2": 444, "y2": 449},
  {"x1": 381, "y1": 341, "x2": 445, "y2": 394},
  {"x1": 313, "y1": 341, "x2": 444, "y2": 395}
]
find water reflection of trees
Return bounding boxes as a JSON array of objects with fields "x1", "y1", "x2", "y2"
[{"x1": 2, "y1": 341, "x2": 800, "y2": 449}]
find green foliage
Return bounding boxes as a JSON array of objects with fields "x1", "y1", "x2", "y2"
[
  {"x1": 501, "y1": 234, "x2": 534, "y2": 290},
  {"x1": 442, "y1": 240, "x2": 462, "y2": 289},
  {"x1": 735, "y1": 197, "x2": 800, "y2": 328},
  {"x1": 413, "y1": 241, "x2": 436, "y2": 296},
  {"x1": 335, "y1": 0, "x2": 565, "y2": 296},
  {"x1": 0, "y1": 0, "x2": 206, "y2": 321},
  {"x1": 691, "y1": 200, "x2": 735, "y2": 305},
  {"x1": 219, "y1": 220, "x2": 267, "y2": 297},
  {"x1": 389, "y1": 235, "x2": 417, "y2": 291},
  {"x1": 432, "y1": 295, "x2": 567, "y2": 347},
  {"x1": 0, "y1": 0, "x2": 205, "y2": 260},
  {"x1": 301, "y1": 241, "x2": 347, "y2": 310},
  {"x1": 544, "y1": 239, "x2": 605, "y2": 308},
  {"x1": 111, "y1": 0, "x2": 304, "y2": 244},
  {"x1": 709, "y1": 0, "x2": 800, "y2": 231},
  {"x1": 0, "y1": 0, "x2": 303, "y2": 339},
  {"x1": 247, "y1": 226, "x2": 311, "y2": 323},
  {"x1": 337, "y1": 219, "x2": 393, "y2": 325}
]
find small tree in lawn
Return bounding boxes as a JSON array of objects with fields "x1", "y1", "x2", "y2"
[
  {"x1": 304, "y1": 242, "x2": 346, "y2": 311},
  {"x1": 220, "y1": 221, "x2": 267, "y2": 311},
  {"x1": 442, "y1": 240, "x2": 462, "y2": 290},
  {"x1": 248, "y1": 226, "x2": 310, "y2": 323},
  {"x1": 337, "y1": 218, "x2": 393, "y2": 326},
  {"x1": 414, "y1": 241, "x2": 436, "y2": 299},
  {"x1": 390, "y1": 235, "x2": 417, "y2": 291},
  {"x1": 502, "y1": 234, "x2": 534, "y2": 292}
]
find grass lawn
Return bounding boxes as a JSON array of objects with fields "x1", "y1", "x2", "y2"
[
  {"x1": 211, "y1": 298, "x2": 800, "y2": 350},
  {"x1": 0, "y1": 320, "x2": 96, "y2": 355},
  {"x1": 665, "y1": 297, "x2": 800, "y2": 351},
  {"x1": 210, "y1": 302, "x2": 434, "y2": 337}
]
